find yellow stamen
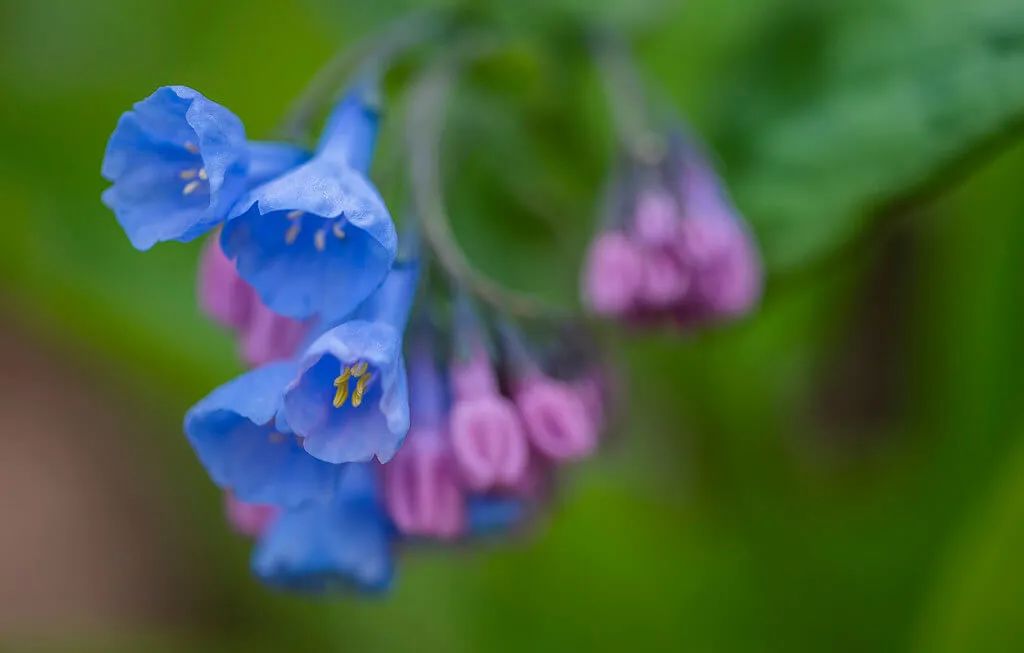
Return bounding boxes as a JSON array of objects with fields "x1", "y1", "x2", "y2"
[
  {"x1": 314, "y1": 228, "x2": 327, "y2": 252},
  {"x1": 286, "y1": 209, "x2": 304, "y2": 221},
  {"x1": 182, "y1": 180, "x2": 201, "y2": 195},
  {"x1": 332, "y1": 367, "x2": 352, "y2": 408},
  {"x1": 184, "y1": 141, "x2": 199, "y2": 154},
  {"x1": 198, "y1": 168, "x2": 208, "y2": 180},
  {"x1": 285, "y1": 222, "x2": 301, "y2": 245},
  {"x1": 179, "y1": 168, "x2": 197, "y2": 180},
  {"x1": 351, "y1": 372, "x2": 373, "y2": 408},
  {"x1": 333, "y1": 221, "x2": 346, "y2": 239}
]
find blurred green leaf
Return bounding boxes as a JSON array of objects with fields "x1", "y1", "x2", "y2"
[
  {"x1": 914, "y1": 426, "x2": 1024, "y2": 652},
  {"x1": 719, "y1": 0, "x2": 1024, "y2": 272}
]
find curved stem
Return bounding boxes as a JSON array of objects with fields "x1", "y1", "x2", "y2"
[
  {"x1": 406, "y1": 42, "x2": 568, "y2": 320},
  {"x1": 591, "y1": 30, "x2": 665, "y2": 164},
  {"x1": 277, "y1": 9, "x2": 451, "y2": 142}
]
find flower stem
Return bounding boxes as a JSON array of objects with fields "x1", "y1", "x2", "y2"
[
  {"x1": 591, "y1": 30, "x2": 665, "y2": 165},
  {"x1": 406, "y1": 41, "x2": 568, "y2": 320},
  {"x1": 278, "y1": 9, "x2": 451, "y2": 142}
]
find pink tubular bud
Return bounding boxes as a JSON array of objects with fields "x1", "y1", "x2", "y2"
[
  {"x1": 582, "y1": 230, "x2": 645, "y2": 316},
  {"x1": 383, "y1": 429, "x2": 465, "y2": 540},
  {"x1": 198, "y1": 236, "x2": 251, "y2": 329},
  {"x1": 514, "y1": 375, "x2": 597, "y2": 462},
  {"x1": 224, "y1": 493, "x2": 279, "y2": 538}
]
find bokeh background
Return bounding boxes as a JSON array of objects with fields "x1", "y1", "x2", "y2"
[{"x1": 3, "y1": 0, "x2": 1024, "y2": 651}]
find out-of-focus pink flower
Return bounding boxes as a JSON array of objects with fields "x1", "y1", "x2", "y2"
[
  {"x1": 580, "y1": 136, "x2": 762, "y2": 328},
  {"x1": 383, "y1": 427, "x2": 465, "y2": 540},
  {"x1": 224, "y1": 492, "x2": 280, "y2": 538},
  {"x1": 198, "y1": 236, "x2": 309, "y2": 366},
  {"x1": 582, "y1": 230, "x2": 646, "y2": 316},
  {"x1": 199, "y1": 236, "x2": 251, "y2": 330},
  {"x1": 449, "y1": 350, "x2": 529, "y2": 491},
  {"x1": 514, "y1": 374, "x2": 597, "y2": 462}
]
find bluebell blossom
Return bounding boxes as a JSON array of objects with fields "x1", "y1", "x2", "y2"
[
  {"x1": 184, "y1": 361, "x2": 346, "y2": 508},
  {"x1": 102, "y1": 86, "x2": 307, "y2": 250},
  {"x1": 283, "y1": 261, "x2": 418, "y2": 464},
  {"x1": 221, "y1": 89, "x2": 398, "y2": 321},
  {"x1": 251, "y1": 464, "x2": 394, "y2": 592}
]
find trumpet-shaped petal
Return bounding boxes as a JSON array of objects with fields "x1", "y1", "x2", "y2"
[
  {"x1": 252, "y1": 464, "x2": 393, "y2": 592},
  {"x1": 102, "y1": 86, "x2": 246, "y2": 249},
  {"x1": 221, "y1": 91, "x2": 396, "y2": 321},
  {"x1": 185, "y1": 362, "x2": 346, "y2": 507},
  {"x1": 282, "y1": 263, "x2": 418, "y2": 464}
]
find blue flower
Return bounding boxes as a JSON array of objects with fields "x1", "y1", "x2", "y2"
[
  {"x1": 102, "y1": 85, "x2": 307, "y2": 250},
  {"x1": 221, "y1": 89, "x2": 397, "y2": 321},
  {"x1": 251, "y1": 464, "x2": 394, "y2": 593},
  {"x1": 283, "y1": 262, "x2": 419, "y2": 464},
  {"x1": 184, "y1": 361, "x2": 346, "y2": 508}
]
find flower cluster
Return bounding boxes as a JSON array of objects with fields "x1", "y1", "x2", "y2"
[
  {"x1": 582, "y1": 135, "x2": 761, "y2": 327},
  {"x1": 102, "y1": 83, "x2": 608, "y2": 592},
  {"x1": 101, "y1": 31, "x2": 761, "y2": 594}
]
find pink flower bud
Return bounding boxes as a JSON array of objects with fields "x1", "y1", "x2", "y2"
[
  {"x1": 450, "y1": 395, "x2": 529, "y2": 491},
  {"x1": 632, "y1": 190, "x2": 681, "y2": 246},
  {"x1": 198, "y1": 236, "x2": 251, "y2": 329},
  {"x1": 240, "y1": 300, "x2": 309, "y2": 366},
  {"x1": 383, "y1": 429, "x2": 465, "y2": 540},
  {"x1": 224, "y1": 492, "x2": 279, "y2": 538},
  {"x1": 514, "y1": 376, "x2": 597, "y2": 462},
  {"x1": 582, "y1": 231, "x2": 645, "y2": 316},
  {"x1": 640, "y1": 247, "x2": 690, "y2": 307}
]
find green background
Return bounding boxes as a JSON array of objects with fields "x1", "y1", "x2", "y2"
[{"x1": 2, "y1": 0, "x2": 1024, "y2": 650}]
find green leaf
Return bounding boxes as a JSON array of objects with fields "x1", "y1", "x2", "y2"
[
  {"x1": 914, "y1": 426, "x2": 1024, "y2": 652},
  {"x1": 719, "y1": 0, "x2": 1024, "y2": 272}
]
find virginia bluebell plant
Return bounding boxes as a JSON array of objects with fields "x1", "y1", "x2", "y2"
[{"x1": 100, "y1": 19, "x2": 761, "y2": 594}]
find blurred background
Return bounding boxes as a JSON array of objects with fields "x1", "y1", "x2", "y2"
[{"x1": 2, "y1": 0, "x2": 1024, "y2": 651}]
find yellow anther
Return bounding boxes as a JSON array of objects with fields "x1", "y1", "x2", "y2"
[
  {"x1": 179, "y1": 168, "x2": 197, "y2": 180},
  {"x1": 351, "y1": 361, "x2": 368, "y2": 377},
  {"x1": 184, "y1": 141, "x2": 199, "y2": 154},
  {"x1": 314, "y1": 228, "x2": 327, "y2": 252},
  {"x1": 198, "y1": 168, "x2": 208, "y2": 180},
  {"x1": 351, "y1": 372, "x2": 374, "y2": 408},
  {"x1": 332, "y1": 221, "x2": 346, "y2": 239},
  {"x1": 286, "y1": 209, "x2": 304, "y2": 221},
  {"x1": 182, "y1": 180, "x2": 201, "y2": 195},
  {"x1": 285, "y1": 222, "x2": 301, "y2": 245},
  {"x1": 332, "y1": 367, "x2": 352, "y2": 408}
]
